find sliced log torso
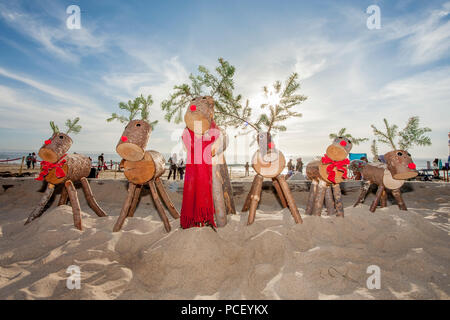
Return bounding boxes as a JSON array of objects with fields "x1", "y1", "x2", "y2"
[
  {"x1": 122, "y1": 150, "x2": 165, "y2": 185},
  {"x1": 45, "y1": 153, "x2": 91, "y2": 185},
  {"x1": 252, "y1": 150, "x2": 286, "y2": 178},
  {"x1": 306, "y1": 160, "x2": 347, "y2": 184},
  {"x1": 361, "y1": 163, "x2": 405, "y2": 190}
]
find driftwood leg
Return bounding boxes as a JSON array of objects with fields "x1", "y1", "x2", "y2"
[
  {"x1": 380, "y1": 189, "x2": 387, "y2": 208},
  {"x1": 149, "y1": 180, "x2": 171, "y2": 232},
  {"x1": 248, "y1": 174, "x2": 264, "y2": 225},
  {"x1": 80, "y1": 177, "x2": 107, "y2": 217},
  {"x1": 305, "y1": 180, "x2": 318, "y2": 216},
  {"x1": 155, "y1": 177, "x2": 180, "y2": 219},
  {"x1": 113, "y1": 183, "x2": 137, "y2": 232},
  {"x1": 332, "y1": 183, "x2": 344, "y2": 217},
  {"x1": 392, "y1": 188, "x2": 407, "y2": 211},
  {"x1": 58, "y1": 186, "x2": 68, "y2": 206},
  {"x1": 25, "y1": 183, "x2": 55, "y2": 225},
  {"x1": 354, "y1": 181, "x2": 371, "y2": 206},
  {"x1": 272, "y1": 178, "x2": 287, "y2": 208},
  {"x1": 370, "y1": 185, "x2": 384, "y2": 213},
  {"x1": 127, "y1": 184, "x2": 142, "y2": 217},
  {"x1": 65, "y1": 180, "x2": 82, "y2": 231},
  {"x1": 312, "y1": 180, "x2": 327, "y2": 216},
  {"x1": 324, "y1": 186, "x2": 336, "y2": 216},
  {"x1": 276, "y1": 175, "x2": 303, "y2": 224},
  {"x1": 212, "y1": 164, "x2": 228, "y2": 227},
  {"x1": 242, "y1": 175, "x2": 258, "y2": 212}
]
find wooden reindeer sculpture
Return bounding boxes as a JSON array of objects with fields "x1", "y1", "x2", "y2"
[
  {"x1": 353, "y1": 150, "x2": 418, "y2": 212},
  {"x1": 242, "y1": 132, "x2": 303, "y2": 225},
  {"x1": 25, "y1": 119, "x2": 107, "y2": 230},
  {"x1": 305, "y1": 137, "x2": 352, "y2": 217},
  {"x1": 113, "y1": 119, "x2": 180, "y2": 232},
  {"x1": 180, "y1": 96, "x2": 235, "y2": 229}
]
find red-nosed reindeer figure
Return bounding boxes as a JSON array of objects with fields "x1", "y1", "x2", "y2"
[{"x1": 354, "y1": 150, "x2": 418, "y2": 212}]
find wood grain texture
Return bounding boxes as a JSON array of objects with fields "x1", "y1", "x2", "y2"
[
  {"x1": 305, "y1": 180, "x2": 318, "y2": 216},
  {"x1": 113, "y1": 183, "x2": 137, "y2": 232},
  {"x1": 127, "y1": 184, "x2": 142, "y2": 217},
  {"x1": 155, "y1": 177, "x2": 180, "y2": 219},
  {"x1": 324, "y1": 186, "x2": 336, "y2": 216},
  {"x1": 276, "y1": 175, "x2": 303, "y2": 224},
  {"x1": 370, "y1": 185, "x2": 384, "y2": 213},
  {"x1": 25, "y1": 183, "x2": 55, "y2": 225},
  {"x1": 272, "y1": 177, "x2": 287, "y2": 208},
  {"x1": 312, "y1": 180, "x2": 327, "y2": 216},
  {"x1": 247, "y1": 174, "x2": 263, "y2": 225},
  {"x1": 332, "y1": 183, "x2": 344, "y2": 217},
  {"x1": 149, "y1": 180, "x2": 171, "y2": 232},
  {"x1": 392, "y1": 188, "x2": 407, "y2": 211}
]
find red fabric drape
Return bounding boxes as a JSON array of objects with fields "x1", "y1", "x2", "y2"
[
  {"x1": 180, "y1": 122, "x2": 219, "y2": 229},
  {"x1": 35, "y1": 154, "x2": 67, "y2": 181}
]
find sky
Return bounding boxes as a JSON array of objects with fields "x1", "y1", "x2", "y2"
[{"x1": 0, "y1": 0, "x2": 449, "y2": 162}]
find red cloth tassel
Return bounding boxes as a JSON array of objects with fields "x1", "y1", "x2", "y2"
[
  {"x1": 180, "y1": 123, "x2": 220, "y2": 229},
  {"x1": 35, "y1": 154, "x2": 67, "y2": 181},
  {"x1": 321, "y1": 154, "x2": 349, "y2": 184}
]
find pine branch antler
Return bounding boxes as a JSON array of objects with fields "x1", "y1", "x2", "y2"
[
  {"x1": 65, "y1": 117, "x2": 82, "y2": 134},
  {"x1": 108, "y1": 94, "x2": 158, "y2": 128},
  {"x1": 49, "y1": 121, "x2": 60, "y2": 134}
]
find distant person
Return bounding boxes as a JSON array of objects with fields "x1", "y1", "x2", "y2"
[
  {"x1": 433, "y1": 158, "x2": 440, "y2": 178},
  {"x1": 287, "y1": 159, "x2": 294, "y2": 179},
  {"x1": 31, "y1": 152, "x2": 37, "y2": 169},
  {"x1": 168, "y1": 157, "x2": 177, "y2": 180},
  {"x1": 97, "y1": 153, "x2": 104, "y2": 171},
  {"x1": 244, "y1": 162, "x2": 250, "y2": 177},
  {"x1": 296, "y1": 158, "x2": 303, "y2": 173},
  {"x1": 26, "y1": 153, "x2": 32, "y2": 169},
  {"x1": 178, "y1": 159, "x2": 185, "y2": 180}
]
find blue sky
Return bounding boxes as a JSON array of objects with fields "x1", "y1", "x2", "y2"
[{"x1": 0, "y1": 0, "x2": 449, "y2": 161}]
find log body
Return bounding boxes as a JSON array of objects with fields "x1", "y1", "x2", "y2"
[
  {"x1": 361, "y1": 164, "x2": 405, "y2": 190},
  {"x1": 252, "y1": 150, "x2": 286, "y2": 178},
  {"x1": 306, "y1": 160, "x2": 347, "y2": 184},
  {"x1": 116, "y1": 120, "x2": 151, "y2": 161},
  {"x1": 45, "y1": 153, "x2": 91, "y2": 185},
  {"x1": 147, "y1": 150, "x2": 166, "y2": 178},
  {"x1": 38, "y1": 132, "x2": 73, "y2": 163},
  {"x1": 122, "y1": 150, "x2": 165, "y2": 185}
]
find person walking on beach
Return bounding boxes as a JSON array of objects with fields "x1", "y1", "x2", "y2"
[
  {"x1": 97, "y1": 153, "x2": 104, "y2": 171},
  {"x1": 286, "y1": 159, "x2": 294, "y2": 179},
  {"x1": 178, "y1": 159, "x2": 185, "y2": 180},
  {"x1": 31, "y1": 152, "x2": 37, "y2": 169},
  {"x1": 433, "y1": 158, "x2": 440, "y2": 179},
  {"x1": 296, "y1": 158, "x2": 303, "y2": 173},
  {"x1": 244, "y1": 162, "x2": 250, "y2": 177},
  {"x1": 26, "y1": 153, "x2": 32, "y2": 169},
  {"x1": 168, "y1": 157, "x2": 177, "y2": 180}
]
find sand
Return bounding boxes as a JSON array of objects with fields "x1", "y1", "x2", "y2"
[{"x1": 0, "y1": 177, "x2": 449, "y2": 300}]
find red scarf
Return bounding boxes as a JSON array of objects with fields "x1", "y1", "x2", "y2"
[
  {"x1": 35, "y1": 154, "x2": 67, "y2": 181},
  {"x1": 321, "y1": 154, "x2": 349, "y2": 184},
  {"x1": 180, "y1": 123, "x2": 219, "y2": 229}
]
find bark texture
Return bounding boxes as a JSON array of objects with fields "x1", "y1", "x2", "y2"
[
  {"x1": 324, "y1": 186, "x2": 336, "y2": 216},
  {"x1": 25, "y1": 183, "x2": 55, "y2": 225},
  {"x1": 272, "y1": 177, "x2": 288, "y2": 208},
  {"x1": 276, "y1": 175, "x2": 303, "y2": 224},
  {"x1": 149, "y1": 180, "x2": 171, "y2": 232},
  {"x1": 45, "y1": 154, "x2": 91, "y2": 185},
  {"x1": 65, "y1": 180, "x2": 82, "y2": 230},
  {"x1": 247, "y1": 174, "x2": 264, "y2": 225},
  {"x1": 392, "y1": 188, "x2": 407, "y2": 210},
  {"x1": 113, "y1": 183, "x2": 137, "y2": 232},
  {"x1": 80, "y1": 177, "x2": 107, "y2": 217},
  {"x1": 38, "y1": 132, "x2": 73, "y2": 163},
  {"x1": 332, "y1": 183, "x2": 344, "y2": 217},
  {"x1": 370, "y1": 185, "x2": 384, "y2": 213},
  {"x1": 127, "y1": 184, "x2": 142, "y2": 217},
  {"x1": 305, "y1": 180, "x2": 318, "y2": 215},
  {"x1": 155, "y1": 177, "x2": 180, "y2": 219},
  {"x1": 116, "y1": 120, "x2": 151, "y2": 161},
  {"x1": 312, "y1": 180, "x2": 327, "y2": 216}
]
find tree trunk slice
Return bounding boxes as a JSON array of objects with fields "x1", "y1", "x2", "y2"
[
  {"x1": 252, "y1": 150, "x2": 286, "y2": 178},
  {"x1": 312, "y1": 180, "x2": 327, "y2": 216},
  {"x1": 380, "y1": 189, "x2": 387, "y2": 208},
  {"x1": 127, "y1": 184, "x2": 142, "y2": 217},
  {"x1": 382, "y1": 169, "x2": 405, "y2": 190},
  {"x1": 247, "y1": 174, "x2": 263, "y2": 225},
  {"x1": 155, "y1": 177, "x2": 180, "y2": 219},
  {"x1": 392, "y1": 188, "x2": 407, "y2": 210},
  {"x1": 80, "y1": 177, "x2": 106, "y2": 217},
  {"x1": 324, "y1": 186, "x2": 336, "y2": 216},
  {"x1": 25, "y1": 183, "x2": 55, "y2": 225},
  {"x1": 318, "y1": 163, "x2": 347, "y2": 184},
  {"x1": 123, "y1": 151, "x2": 155, "y2": 185},
  {"x1": 38, "y1": 132, "x2": 72, "y2": 163},
  {"x1": 276, "y1": 175, "x2": 303, "y2": 224},
  {"x1": 370, "y1": 185, "x2": 384, "y2": 213},
  {"x1": 113, "y1": 183, "x2": 137, "y2": 232},
  {"x1": 272, "y1": 177, "x2": 287, "y2": 208},
  {"x1": 58, "y1": 186, "x2": 68, "y2": 206},
  {"x1": 116, "y1": 120, "x2": 151, "y2": 161},
  {"x1": 149, "y1": 180, "x2": 171, "y2": 232},
  {"x1": 332, "y1": 183, "x2": 344, "y2": 217},
  {"x1": 242, "y1": 175, "x2": 258, "y2": 212},
  {"x1": 45, "y1": 154, "x2": 91, "y2": 185},
  {"x1": 354, "y1": 181, "x2": 371, "y2": 207},
  {"x1": 65, "y1": 180, "x2": 82, "y2": 230},
  {"x1": 305, "y1": 180, "x2": 318, "y2": 215}
]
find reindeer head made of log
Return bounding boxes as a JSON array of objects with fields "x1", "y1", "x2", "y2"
[
  {"x1": 326, "y1": 137, "x2": 353, "y2": 161},
  {"x1": 116, "y1": 120, "x2": 152, "y2": 161},
  {"x1": 256, "y1": 131, "x2": 280, "y2": 162},
  {"x1": 38, "y1": 132, "x2": 73, "y2": 163},
  {"x1": 384, "y1": 150, "x2": 418, "y2": 180},
  {"x1": 184, "y1": 96, "x2": 214, "y2": 135}
]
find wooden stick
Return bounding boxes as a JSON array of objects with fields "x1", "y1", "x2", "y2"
[
  {"x1": 354, "y1": 181, "x2": 371, "y2": 207},
  {"x1": 276, "y1": 175, "x2": 303, "y2": 224},
  {"x1": 305, "y1": 180, "x2": 318, "y2": 216},
  {"x1": 247, "y1": 174, "x2": 264, "y2": 225},
  {"x1": 380, "y1": 189, "x2": 387, "y2": 208},
  {"x1": 242, "y1": 175, "x2": 258, "y2": 212},
  {"x1": 127, "y1": 184, "x2": 142, "y2": 217},
  {"x1": 58, "y1": 186, "x2": 68, "y2": 206},
  {"x1": 65, "y1": 180, "x2": 82, "y2": 230},
  {"x1": 221, "y1": 158, "x2": 236, "y2": 215},
  {"x1": 332, "y1": 183, "x2": 344, "y2": 217},
  {"x1": 324, "y1": 186, "x2": 336, "y2": 216},
  {"x1": 80, "y1": 177, "x2": 107, "y2": 217},
  {"x1": 113, "y1": 183, "x2": 137, "y2": 232},
  {"x1": 370, "y1": 185, "x2": 384, "y2": 213},
  {"x1": 19, "y1": 156, "x2": 25, "y2": 175},
  {"x1": 392, "y1": 188, "x2": 407, "y2": 211},
  {"x1": 25, "y1": 183, "x2": 55, "y2": 225},
  {"x1": 312, "y1": 180, "x2": 327, "y2": 216},
  {"x1": 149, "y1": 180, "x2": 171, "y2": 232},
  {"x1": 272, "y1": 177, "x2": 287, "y2": 208},
  {"x1": 212, "y1": 164, "x2": 227, "y2": 227},
  {"x1": 155, "y1": 177, "x2": 180, "y2": 219}
]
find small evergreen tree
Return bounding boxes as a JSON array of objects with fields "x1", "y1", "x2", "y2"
[
  {"x1": 329, "y1": 128, "x2": 369, "y2": 146},
  {"x1": 107, "y1": 94, "x2": 158, "y2": 129}
]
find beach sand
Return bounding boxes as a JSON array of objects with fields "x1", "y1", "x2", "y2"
[{"x1": 0, "y1": 177, "x2": 449, "y2": 300}]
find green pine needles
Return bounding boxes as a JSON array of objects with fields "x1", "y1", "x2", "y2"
[
  {"x1": 107, "y1": 94, "x2": 158, "y2": 129},
  {"x1": 49, "y1": 117, "x2": 82, "y2": 135},
  {"x1": 329, "y1": 128, "x2": 369, "y2": 146}
]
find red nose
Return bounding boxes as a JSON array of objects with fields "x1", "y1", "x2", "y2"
[
  {"x1": 121, "y1": 136, "x2": 128, "y2": 142},
  {"x1": 190, "y1": 105, "x2": 197, "y2": 111},
  {"x1": 44, "y1": 140, "x2": 51, "y2": 145},
  {"x1": 408, "y1": 163, "x2": 416, "y2": 170},
  {"x1": 340, "y1": 140, "x2": 347, "y2": 147},
  {"x1": 268, "y1": 142, "x2": 275, "y2": 149}
]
